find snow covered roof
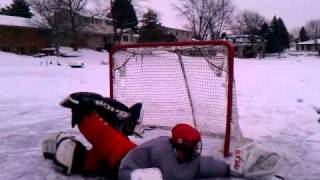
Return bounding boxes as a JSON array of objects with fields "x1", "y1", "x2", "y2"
[
  {"x1": 82, "y1": 24, "x2": 114, "y2": 35},
  {"x1": 0, "y1": 15, "x2": 39, "y2": 29},
  {"x1": 162, "y1": 25, "x2": 191, "y2": 32},
  {"x1": 226, "y1": 34, "x2": 266, "y2": 46},
  {"x1": 227, "y1": 34, "x2": 263, "y2": 39},
  {"x1": 297, "y1": 39, "x2": 320, "y2": 45}
]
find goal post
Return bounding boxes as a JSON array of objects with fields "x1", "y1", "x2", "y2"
[{"x1": 109, "y1": 40, "x2": 242, "y2": 157}]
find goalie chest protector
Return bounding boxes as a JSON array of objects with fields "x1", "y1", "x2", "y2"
[{"x1": 79, "y1": 112, "x2": 137, "y2": 172}]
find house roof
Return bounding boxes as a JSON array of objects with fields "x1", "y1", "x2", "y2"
[
  {"x1": 80, "y1": 11, "x2": 112, "y2": 21},
  {"x1": 227, "y1": 34, "x2": 264, "y2": 39},
  {"x1": 82, "y1": 24, "x2": 114, "y2": 35},
  {"x1": 297, "y1": 39, "x2": 320, "y2": 45},
  {"x1": 226, "y1": 34, "x2": 266, "y2": 43},
  {"x1": 0, "y1": 15, "x2": 39, "y2": 28},
  {"x1": 162, "y1": 26, "x2": 191, "y2": 32}
]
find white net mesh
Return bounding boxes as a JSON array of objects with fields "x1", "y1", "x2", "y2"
[{"x1": 111, "y1": 44, "x2": 243, "y2": 142}]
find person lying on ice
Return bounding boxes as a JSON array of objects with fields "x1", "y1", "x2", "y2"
[{"x1": 42, "y1": 92, "x2": 281, "y2": 180}]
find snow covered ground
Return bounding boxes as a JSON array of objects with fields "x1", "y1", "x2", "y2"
[{"x1": 0, "y1": 48, "x2": 320, "y2": 179}]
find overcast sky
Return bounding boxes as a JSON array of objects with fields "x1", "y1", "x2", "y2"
[
  {"x1": 1, "y1": 0, "x2": 320, "y2": 31},
  {"x1": 141, "y1": 0, "x2": 320, "y2": 31}
]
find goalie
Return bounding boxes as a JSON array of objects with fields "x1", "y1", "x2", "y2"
[
  {"x1": 119, "y1": 123, "x2": 231, "y2": 180},
  {"x1": 42, "y1": 92, "x2": 281, "y2": 180}
]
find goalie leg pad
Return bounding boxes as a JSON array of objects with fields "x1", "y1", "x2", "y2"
[
  {"x1": 54, "y1": 136, "x2": 87, "y2": 175},
  {"x1": 42, "y1": 132, "x2": 70, "y2": 159}
]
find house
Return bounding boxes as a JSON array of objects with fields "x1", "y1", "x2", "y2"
[
  {"x1": 53, "y1": 10, "x2": 138, "y2": 51},
  {"x1": 0, "y1": 15, "x2": 49, "y2": 54},
  {"x1": 226, "y1": 34, "x2": 266, "y2": 58},
  {"x1": 0, "y1": 13, "x2": 139, "y2": 55},
  {"x1": 161, "y1": 26, "x2": 193, "y2": 41},
  {"x1": 296, "y1": 39, "x2": 320, "y2": 52}
]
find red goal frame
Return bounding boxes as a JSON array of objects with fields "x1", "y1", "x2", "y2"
[{"x1": 109, "y1": 40, "x2": 235, "y2": 157}]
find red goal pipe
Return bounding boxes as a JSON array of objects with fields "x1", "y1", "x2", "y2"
[{"x1": 109, "y1": 40, "x2": 235, "y2": 157}]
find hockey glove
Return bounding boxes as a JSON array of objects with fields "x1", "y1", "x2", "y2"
[
  {"x1": 60, "y1": 92, "x2": 142, "y2": 137},
  {"x1": 60, "y1": 92, "x2": 105, "y2": 127},
  {"x1": 230, "y1": 143, "x2": 281, "y2": 180}
]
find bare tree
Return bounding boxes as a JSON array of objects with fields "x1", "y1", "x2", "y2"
[
  {"x1": 233, "y1": 10, "x2": 266, "y2": 36},
  {"x1": 62, "y1": 0, "x2": 89, "y2": 51},
  {"x1": 28, "y1": 0, "x2": 66, "y2": 54},
  {"x1": 207, "y1": 0, "x2": 233, "y2": 40},
  {"x1": 305, "y1": 19, "x2": 320, "y2": 39},
  {"x1": 305, "y1": 19, "x2": 320, "y2": 52},
  {"x1": 175, "y1": 0, "x2": 234, "y2": 40},
  {"x1": 88, "y1": 0, "x2": 110, "y2": 16},
  {"x1": 290, "y1": 26, "x2": 301, "y2": 40}
]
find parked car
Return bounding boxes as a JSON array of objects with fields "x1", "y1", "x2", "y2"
[
  {"x1": 68, "y1": 60, "x2": 84, "y2": 68},
  {"x1": 32, "y1": 53, "x2": 47, "y2": 58}
]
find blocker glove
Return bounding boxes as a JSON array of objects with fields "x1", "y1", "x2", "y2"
[{"x1": 60, "y1": 92, "x2": 142, "y2": 137}]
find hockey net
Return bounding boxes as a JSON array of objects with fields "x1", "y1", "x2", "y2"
[{"x1": 109, "y1": 41, "x2": 243, "y2": 157}]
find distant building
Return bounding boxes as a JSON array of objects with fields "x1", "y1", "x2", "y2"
[
  {"x1": 0, "y1": 13, "x2": 139, "y2": 55},
  {"x1": 226, "y1": 34, "x2": 266, "y2": 58},
  {"x1": 296, "y1": 39, "x2": 320, "y2": 52},
  {"x1": 161, "y1": 26, "x2": 193, "y2": 42},
  {"x1": 54, "y1": 10, "x2": 138, "y2": 51},
  {"x1": 0, "y1": 15, "x2": 49, "y2": 55}
]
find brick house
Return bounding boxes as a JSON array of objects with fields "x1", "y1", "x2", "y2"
[
  {"x1": 0, "y1": 14, "x2": 138, "y2": 55},
  {"x1": 0, "y1": 15, "x2": 49, "y2": 55}
]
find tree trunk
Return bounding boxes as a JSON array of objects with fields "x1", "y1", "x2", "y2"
[{"x1": 72, "y1": 26, "x2": 79, "y2": 51}]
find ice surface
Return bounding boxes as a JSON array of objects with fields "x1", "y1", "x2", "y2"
[{"x1": 0, "y1": 49, "x2": 320, "y2": 179}]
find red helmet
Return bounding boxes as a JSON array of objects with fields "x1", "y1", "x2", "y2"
[{"x1": 171, "y1": 124, "x2": 202, "y2": 162}]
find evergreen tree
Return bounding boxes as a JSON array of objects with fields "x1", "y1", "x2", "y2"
[
  {"x1": 138, "y1": 9, "x2": 176, "y2": 42},
  {"x1": 0, "y1": 0, "x2": 33, "y2": 18},
  {"x1": 111, "y1": 0, "x2": 138, "y2": 42},
  {"x1": 277, "y1": 18, "x2": 290, "y2": 49},
  {"x1": 267, "y1": 17, "x2": 278, "y2": 53},
  {"x1": 268, "y1": 16, "x2": 290, "y2": 54},
  {"x1": 259, "y1": 23, "x2": 273, "y2": 53},
  {"x1": 299, "y1": 27, "x2": 310, "y2": 42},
  {"x1": 258, "y1": 23, "x2": 270, "y2": 37}
]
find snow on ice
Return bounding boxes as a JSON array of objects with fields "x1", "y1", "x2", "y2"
[{"x1": 0, "y1": 48, "x2": 320, "y2": 179}]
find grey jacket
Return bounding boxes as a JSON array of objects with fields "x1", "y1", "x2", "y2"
[{"x1": 118, "y1": 136, "x2": 230, "y2": 180}]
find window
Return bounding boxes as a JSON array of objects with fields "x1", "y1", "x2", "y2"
[
  {"x1": 84, "y1": 17, "x2": 90, "y2": 23},
  {"x1": 123, "y1": 35, "x2": 129, "y2": 42},
  {"x1": 20, "y1": 47, "x2": 25, "y2": 54},
  {"x1": 105, "y1": 21, "x2": 112, "y2": 26},
  {"x1": 30, "y1": 46, "x2": 38, "y2": 54}
]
